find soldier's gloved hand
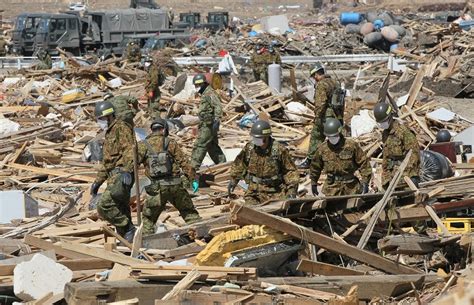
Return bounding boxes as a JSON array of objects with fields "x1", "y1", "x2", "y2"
[
  {"x1": 192, "y1": 180, "x2": 199, "y2": 193},
  {"x1": 90, "y1": 181, "x2": 102, "y2": 196},
  {"x1": 311, "y1": 184, "x2": 319, "y2": 196},
  {"x1": 287, "y1": 193, "x2": 296, "y2": 199},
  {"x1": 121, "y1": 172, "x2": 133, "y2": 186},
  {"x1": 212, "y1": 119, "x2": 220, "y2": 132},
  {"x1": 227, "y1": 179, "x2": 237, "y2": 195},
  {"x1": 361, "y1": 183, "x2": 369, "y2": 194}
]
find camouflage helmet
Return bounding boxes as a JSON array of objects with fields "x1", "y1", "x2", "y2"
[
  {"x1": 310, "y1": 62, "x2": 325, "y2": 76},
  {"x1": 193, "y1": 74, "x2": 207, "y2": 86},
  {"x1": 373, "y1": 102, "x2": 393, "y2": 123},
  {"x1": 323, "y1": 118, "x2": 342, "y2": 137},
  {"x1": 250, "y1": 120, "x2": 272, "y2": 138},
  {"x1": 95, "y1": 101, "x2": 115, "y2": 118},
  {"x1": 436, "y1": 129, "x2": 451, "y2": 143}
]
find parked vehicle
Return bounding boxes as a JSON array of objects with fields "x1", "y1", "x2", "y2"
[
  {"x1": 175, "y1": 12, "x2": 229, "y2": 32},
  {"x1": 142, "y1": 33, "x2": 192, "y2": 55},
  {"x1": 11, "y1": 13, "x2": 50, "y2": 55}
]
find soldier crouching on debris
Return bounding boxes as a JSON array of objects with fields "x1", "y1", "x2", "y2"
[
  {"x1": 373, "y1": 102, "x2": 421, "y2": 189},
  {"x1": 35, "y1": 48, "x2": 52, "y2": 70},
  {"x1": 310, "y1": 118, "x2": 372, "y2": 196},
  {"x1": 90, "y1": 101, "x2": 136, "y2": 242},
  {"x1": 138, "y1": 118, "x2": 201, "y2": 235},
  {"x1": 228, "y1": 120, "x2": 299, "y2": 205}
]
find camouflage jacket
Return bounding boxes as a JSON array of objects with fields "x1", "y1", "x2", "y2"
[
  {"x1": 96, "y1": 119, "x2": 135, "y2": 184},
  {"x1": 36, "y1": 54, "x2": 52, "y2": 70},
  {"x1": 109, "y1": 95, "x2": 138, "y2": 127},
  {"x1": 145, "y1": 63, "x2": 165, "y2": 92},
  {"x1": 126, "y1": 44, "x2": 141, "y2": 62},
  {"x1": 230, "y1": 139, "x2": 299, "y2": 194},
  {"x1": 198, "y1": 85, "x2": 223, "y2": 125},
  {"x1": 138, "y1": 133, "x2": 194, "y2": 179},
  {"x1": 250, "y1": 51, "x2": 281, "y2": 72},
  {"x1": 382, "y1": 119, "x2": 420, "y2": 186},
  {"x1": 310, "y1": 137, "x2": 372, "y2": 185},
  {"x1": 313, "y1": 77, "x2": 338, "y2": 122}
]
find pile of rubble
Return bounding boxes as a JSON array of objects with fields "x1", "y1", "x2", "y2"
[{"x1": 1, "y1": 4, "x2": 474, "y2": 305}]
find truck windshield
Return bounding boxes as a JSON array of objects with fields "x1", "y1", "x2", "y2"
[
  {"x1": 15, "y1": 16, "x2": 27, "y2": 31},
  {"x1": 37, "y1": 18, "x2": 50, "y2": 34},
  {"x1": 144, "y1": 38, "x2": 158, "y2": 50}
]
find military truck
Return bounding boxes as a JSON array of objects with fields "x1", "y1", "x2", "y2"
[
  {"x1": 142, "y1": 33, "x2": 192, "y2": 55},
  {"x1": 175, "y1": 12, "x2": 230, "y2": 32},
  {"x1": 33, "y1": 8, "x2": 182, "y2": 56},
  {"x1": 11, "y1": 13, "x2": 50, "y2": 55}
]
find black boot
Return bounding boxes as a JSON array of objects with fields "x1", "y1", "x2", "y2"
[
  {"x1": 298, "y1": 158, "x2": 311, "y2": 169},
  {"x1": 123, "y1": 225, "x2": 137, "y2": 244}
]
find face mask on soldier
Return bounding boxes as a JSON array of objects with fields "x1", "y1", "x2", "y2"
[
  {"x1": 328, "y1": 135, "x2": 340, "y2": 145},
  {"x1": 97, "y1": 119, "x2": 108, "y2": 130},
  {"x1": 378, "y1": 119, "x2": 391, "y2": 130},
  {"x1": 252, "y1": 137, "x2": 265, "y2": 147}
]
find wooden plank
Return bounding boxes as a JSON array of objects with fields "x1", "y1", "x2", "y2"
[
  {"x1": 357, "y1": 150, "x2": 413, "y2": 249},
  {"x1": 260, "y1": 281, "x2": 339, "y2": 301},
  {"x1": 230, "y1": 204, "x2": 421, "y2": 275},
  {"x1": 5, "y1": 163, "x2": 95, "y2": 183},
  {"x1": 406, "y1": 65, "x2": 427, "y2": 109},
  {"x1": 161, "y1": 269, "x2": 202, "y2": 301},
  {"x1": 425, "y1": 205, "x2": 451, "y2": 236},
  {"x1": 61, "y1": 241, "x2": 147, "y2": 266},
  {"x1": 297, "y1": 260, "x2": 365, "y2": 276},
  {"x1": 59, "y1": 259, "x2": 113, "y2": 271},
  {"x1": 24, "y1": 235, "x2": 89, "y2": 259}
]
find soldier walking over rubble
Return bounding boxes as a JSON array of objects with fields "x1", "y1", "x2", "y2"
[
  {"x1": 35, "y1": 48, "x2": 52, "y2": 70},
  {"x1": 125, "y1": 41, "x2": 142, "y2": 63},
  {"x1": 299, "y1": 62, "x2": 342, "y2": 169},
  {"x1": 138, "y1": 119, "x2": 201, "y2": 235},
  {"x1": 90, "y1": 101, "x2": 136, "y2": 242},
  {"x1": 310, "y1": 118, "x2": 372, "y2": 196},
  {"x1": 373, "y1": 102, "x2": 421, "y2": 189},
  {"x1": 190, "y1": 74, "x2": 227, "y2": 170},
  {"x1": 250, "y1": 42, "x2": 281, "y2": 84},
  {"x1": 228, "y1": 120, "x2": 299, "y2": 205},
  {"x1": 145, "y1": 56, "x2": 166, "y2": 119}
]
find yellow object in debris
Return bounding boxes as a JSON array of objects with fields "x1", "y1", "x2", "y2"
[
  {"x1": 98, "y1": 74, "x2": 107, "y2": 84},
  {"x1": 61, "y1": 88, "x2": 85, "y2": 103},
  {"x1": 195, "y1": 225, "x2": 289, "y2": 266},
  {"x1": 438, "y1": 218, "x2": 474, "y2": 234}
]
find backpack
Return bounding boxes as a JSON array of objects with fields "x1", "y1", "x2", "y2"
[
  {"x1": 331, "y1": 86, "x2": 346, "y2": 110},
  {"x1": 111, "y1": 96, "x2": 138, "y2": 126},
  {"x1": 143, "y1": 138, "x2": 173, "y2": 178}
]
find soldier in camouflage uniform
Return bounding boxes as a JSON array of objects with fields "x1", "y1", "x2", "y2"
[
  {"x1": 145, "y1": 56, "x2": 165, "y2": 119},
  {"x1": 190, "y1": 74, "x2": 226, "y2": 170},
  {"x1": 310, "y1": 118, "x2": 372, "y2": 196},
  {"x1": 104, "y1": 92, "x2": 138, "y2": 127},
  {"x1": 126, "y1": 41, "x2": 141, "y2": 63},
  {"x1": 299, "y1": 62, "x2": 340, "y2": 169},
  {"x1": 90, "y1": 101, "x2": 136, "y2": 242},
  {"x1": 228, "y1": 120, "x2": 299, "y2": 205},
  {"x1": 373, "y1": 103, "x2": 420, "y2": 189},
  {"x1": 250, "y1": 42, "x2": 282, "y2": 84},
  {"x1": 0, "y1": 36, "x2": 7, "y2": 56},
  {"x1": 35, "y1": 48, "x2": 52, "y2": 70},
  {"x1": 138, "y1": 119, "x2": 201, "y2": 235}
]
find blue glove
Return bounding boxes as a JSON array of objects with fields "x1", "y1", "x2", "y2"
[
  {"x1": 192, "y1": 180, "x2": 199, "y2": 193},
  {"x1": 212, "y1": 119, "x2": 220, "y2": 132},
  {"x1": 121, "y1": 172, "x2": 132, "y2": 186},
  {"x1": 361, "y1": 183, "x2": 369, "y2": 194}
]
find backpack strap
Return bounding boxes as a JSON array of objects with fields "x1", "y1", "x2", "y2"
[{"x1": 143, "y1": 140, "x2": 158, "y2": 157}]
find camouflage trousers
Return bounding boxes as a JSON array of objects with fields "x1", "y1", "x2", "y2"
[
  {"x1": 307, "y1": 120, "x2": 325, "y2": 160},
  {"x1": 244, "y1": 189, "x2": 287, "y2": 205},
  {"x1": 143, "y1": 181, "x2": 200, "y2": 235},
  {"x1": 35, "y1": 61, "x2": 51, "y2": 71},
  {"x1": 97, "y1": 173, "x2": 134, "y2": 235},
  {"x1": 128, "y1": 54, "x2": 141, "y2": 63},
  {"x1": 147, "y1": 88, "x2": 161, "y2": 120},
  {"x1": 322, "y1": 178, "x2": 362, "y2": 196},
  {"x1": 191, "y1": 123, "x2": 226, "y2": 169},
  {"x1": 253, "y1": 67, "x2": 268, "y2": 84}
]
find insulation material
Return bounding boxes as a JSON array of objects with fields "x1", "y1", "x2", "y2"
[{"x1": 195, "y1": 225, "x2": 289, "y2": 266}]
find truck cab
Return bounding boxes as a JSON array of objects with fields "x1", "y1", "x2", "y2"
[
  {"x1": 207, "y1": 12, "x2": 229, "y2": 31},
  {"x1": 12, "y1": 13, "x2": 49, "y2": 55},
  {"x1": 34, "y1": 14, "x2": 82, "y2": 55},
  {"x1": 176, "y1": 12, "x2": 201, "y2": 29}
]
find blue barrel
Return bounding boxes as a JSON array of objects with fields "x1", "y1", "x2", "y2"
[
  {"x1": 340, "y1": 12, "x2": 363, "y2": 25},
  {"x1": 373, "y1": 19, "x2": 384, "y2": 30}
]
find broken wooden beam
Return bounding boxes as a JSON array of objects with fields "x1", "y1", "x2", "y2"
[{"x1": 230, "y1": 204, "x2": 421, "y2": 275}]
